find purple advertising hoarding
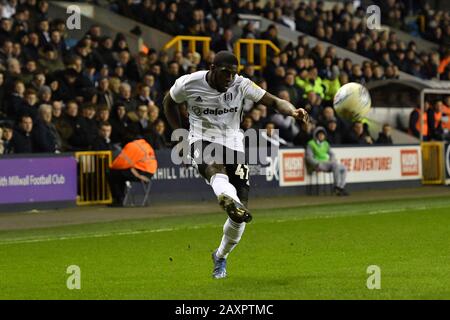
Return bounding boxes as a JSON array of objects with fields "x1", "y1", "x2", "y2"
[{"x1": 0, "y1": 156, "x2": 77, "y2": 204}]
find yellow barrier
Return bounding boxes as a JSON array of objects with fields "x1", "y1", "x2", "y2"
[
  {"x1": 163, "y1": 36, "x2": 280, "y2": 72},
  {"x1": 234, "y1": 39, "x2": 280, "y2": 71},
  {"x1": 421, "y1": 142, "x2": 445, "y2": 184},
  {"x1": 75, "y1": 151, "x2": 112, "y2": 205},
  {"x1": 163, "y1": 35, "x2": 212, "y2": 58}
]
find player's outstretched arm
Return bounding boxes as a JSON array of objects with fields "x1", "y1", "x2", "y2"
[
  {"x1": 257, "y1": 92, "x2": 309, "y2": 124},
  {"x1": 163, "y1": 92, "x2": 183, "y2": 130}
]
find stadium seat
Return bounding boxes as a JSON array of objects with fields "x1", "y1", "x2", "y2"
[
  {"x1": 306, "y1": 169, "x2": 334, "y2": 196},
  {"x1": 122, "y1": 180, "x2": 152, "y2": 207}
]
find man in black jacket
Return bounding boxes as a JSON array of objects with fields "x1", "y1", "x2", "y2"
[
  {"x1": 427, "y1": 100, "x2": 444, "y2": 141},
  {"x1": 11, "y1": 115, "x2": 34, "y2": 153},
  {"x1": 33, "y1": 104, "x2": 61, "y2": 153},
  {"x1": 376, "y1": 124, "x2": 394, "y2": 145},
  {"x1": 325, "y1": 118, "x2": 343, "y2": 145},
  {"x1": 80, "y1": 103, "x2": 98, "y2": 149},
  {"x1": 61, "y1": 100, "x2": 90, "y2": 151},
  {"x1": 92, "y1": 122, "x2": 113, "y2": 151},
  {"x1": 345, "y1": 121, "x2": 373, "y2": 145}
]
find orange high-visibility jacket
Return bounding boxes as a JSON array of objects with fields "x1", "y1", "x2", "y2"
[
  {"x1": 409, "y1": 108, "x2": 428, "y2": 137},
  {"x1": 442, "y1": 105, "x2": 450, "y2": 130},
  {"x1": 111, "y1": 139, "x2": 158, "y2": 174},
  {"x1": 433, "y1": 111, "x2": 442, "y2": 128}
]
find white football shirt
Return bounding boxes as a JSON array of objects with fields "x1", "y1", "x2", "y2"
[{"x1": 170, "y1": 70, "x2": 266, "y2": 152}]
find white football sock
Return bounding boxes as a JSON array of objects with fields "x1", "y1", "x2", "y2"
[
  {"x1": 210, "y1": 173, "x2": 241, "y2": 203},
  {"x1": 216, "y1": 218, "x2": 246, "y2": 259}
]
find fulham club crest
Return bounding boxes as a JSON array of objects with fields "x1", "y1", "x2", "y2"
[{"x1": 224, "y1": 92, "x2": 233, "y2": 102}]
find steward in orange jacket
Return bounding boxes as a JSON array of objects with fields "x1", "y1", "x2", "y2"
[{"x1": 109, "y1": 138, "x2": 158, "y2": 206}]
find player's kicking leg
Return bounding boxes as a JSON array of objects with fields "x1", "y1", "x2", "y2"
[
  {"x1": 208, "y1": 166, "x2": 250, "y2": 279},
  {"x1": 210, "y1": 172, "x2": 252, "y2": 223},
  {"x1": 190, "y1": 142, "x2": 250, "y2": 279}
]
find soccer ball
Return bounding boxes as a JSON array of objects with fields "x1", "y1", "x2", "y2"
[{"x1": 333, "y1": 82, "x2": 371, "y2": 121}]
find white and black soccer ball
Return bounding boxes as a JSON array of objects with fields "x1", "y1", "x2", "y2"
[{"x1": 333, "y1": 82, "x2": 371, "y2": 121}]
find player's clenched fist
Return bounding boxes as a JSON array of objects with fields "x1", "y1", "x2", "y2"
[{"x1": 291, "y1": 108, "x2": 309, "y2": 124}]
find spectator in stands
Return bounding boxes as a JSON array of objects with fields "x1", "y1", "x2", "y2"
[
  {"x1": 116, "y1": 82, "x2": 138, "y2": 112},
  {"x1": 376, "y1": 124, "x2": 394, "y2": 145},
  {"x1": 409, "y1": 101, "x2": 430, "y2": 140},
  {"x1": 303, "y1": 91, "x2": 323, "y2": 121},
  {"x1": 110, "y1": 103, "x2": 132, "y2": 145},
  {"x1": 5, "y1": 79, "x2": 24, "y2": 119},
  {"x1": 10, "y1": 114, "x2": 33, "y2": 153},
  {"x1": 217, "y1": 4, "x2": 238, "y2": 30},
  {"x1": 0, "y1": 126, "x2": 3, "y2": 154},
  {"x1": 130, "y1": 104, "x2": 150, "y2": 137},
  {"x1": 346, "y1": 120, "x2": 373, "y2": 145},
  {"x1": 109, "y1": 136, "x2": 158, "y2": 206},
  {"x1": 261, "y1": 24, "x2": 282, "y2": 54},
  {"x1": 38, "y1": 85, "x2": 52, "y2": 105},
  {"x1": 163, "y1": 60, "x2": 182, "y2": 91},
  {"x1": 148, "y1": 104, "x2": 160, "y2": 126},
  {"x1": 0, "y1": 72, "x2": 6, "y2": 119},
  {"x1": 32, "y1": 103, "x2": 61, "y2": 153},
  {"x1": 117, "y1": 50, "x2": 140, "y2": 83},
  {"x1": 96, "y1": 76, "x2": 114, "y2": 110},
  {"x1": 268, "y1": 90, "x2": 300, "y2": 141},
  {"x1": 96, "y1": 104, "x2": 110, "y2": 124},
  {"x1": 80, "y1": 103, "x2": 98, "y2": 148},
  {"x1": 441, "y1": 97, "x2": 450, "y2": 139},
  {"x1": 240, "y1": 63, "x2": 259, "y2": 83},
  {"x1": 58, "y1": 100, "x2": 88, "y2": 151},
  {"x1": 306, "y1": 127, "x2": 349, "y2": 196},
  {"x1": 260, "y1": 122, "x2": 290, "y2": 147},
  {"x1": 51, "y1": 100, "x2": 63, "y2": 122},
  {"x1": 137, "y1": 83, "x2": 155, "y2": 107},
  {"x1": 427, "y1": 100, "x2": 444, "y2": 141},
  {"x1": 322, "y1": 66, "x2": 341, "y2": 102},
  {"x1": 212, "y1": 28, "x2": 234, "y2": 53},
  {"x1": 92, "y1": 121, "x2": 113, "y2": 152},
  {"x1": 38, "y1": 45, "x2": 64, "y2": 74},
  {"x1": 281, "y1": 72, "x2": 303, "y2": 106},
  {"x1": 162, "y1": 10, "x2": 182, "y2": 36},
  {"x1": 241, "y1": 115, "x2": 254, "y2": 132},
  {"x1": 146, "y1": 119, "x2": 170, "y2": 150},
  {"x1": 1, "y1": 122, "x2": 13, "y2": 153},
  {"x1": 325, "y1": 117, "x2": 343, "y2": 145},
  {"x1": 57, "y1": 67, "x2": 81, "y2": 102},
  {"x1": 19, "y1": 88, "x2": 39, "y2": 121},
  {"x1": 96, "y1": 36, "x2": 116, "y2": 69}
]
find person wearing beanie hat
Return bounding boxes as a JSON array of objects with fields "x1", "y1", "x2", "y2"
[
  {"x1": 325, "y1": 116, "x2": 343, "y2": 145},
  {"x1": 38, "y1": 85, "x2": 52, "y2": 103},
  {"x1": 306, "y1": 126, "x2": 349, "y2": 196}
]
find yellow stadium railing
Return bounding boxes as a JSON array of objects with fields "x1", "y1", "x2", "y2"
[
  {"x1": 163, "y1": 36, "x2": 280, "y2": 72},
  {"x1": 163, "y1": 35, "x2": 212, "y2": 58},
  {"x1": 234, "y1": 39, "x2": 280, "y2": 71},
  {"x1": 75, "y1": 151, "x2": 113, "y2": 205},
  {"x1": 421, "y1": 142, "x2": 445, "y2": 185}
]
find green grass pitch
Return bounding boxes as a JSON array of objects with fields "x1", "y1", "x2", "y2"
[{"x1": 1, "y1": 196, "x2": 450, "y2": 300}]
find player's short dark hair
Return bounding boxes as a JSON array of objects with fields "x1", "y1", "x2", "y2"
[{"x1": 213, "y1": 51, "x2": 238, "y2": 67}]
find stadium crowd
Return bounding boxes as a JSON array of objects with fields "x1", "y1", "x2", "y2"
[
  {"x1": 0, "y1": 0, "x2": 449, "y2": 156},
  {"x1": 111, "y1": 0, "x2": 450, "y2": 81}
]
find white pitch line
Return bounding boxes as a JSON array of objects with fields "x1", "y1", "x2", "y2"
[{"x1": 0, "y1": 204, "x2": 446, "y2": 245}]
